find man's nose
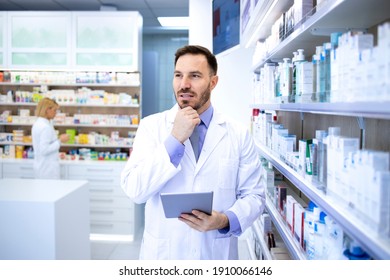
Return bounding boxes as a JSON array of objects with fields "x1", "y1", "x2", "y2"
[{"x1": 180, "y1": 75, "x2": 191, "y2": 89}]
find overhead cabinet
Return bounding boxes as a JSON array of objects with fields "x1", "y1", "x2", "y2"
[
  {"x1": 2, "y1": 11, "x2": 142, "y2": 71},
  {"x1": 9, "y1": 12, "x2": 70, "y2": 68},
  {"x1": 74, "y1": 12, "x2": 140, "y2": 70}
]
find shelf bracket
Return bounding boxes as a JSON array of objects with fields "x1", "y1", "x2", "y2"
[
  {"x1": 310, "y1": 27, "x2": 368, "y2": 36},
  {"x1": 356, "y1": 116, "x2": 366, "y2": 149}
]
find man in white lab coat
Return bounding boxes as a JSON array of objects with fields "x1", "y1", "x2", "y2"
[{"x1": 121, "y1": 45, "x2": 265, "y2": 260}]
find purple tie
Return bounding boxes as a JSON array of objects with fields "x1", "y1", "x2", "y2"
[{"x1": 190, "y1": 125, "x2": 200, "y2": 161}]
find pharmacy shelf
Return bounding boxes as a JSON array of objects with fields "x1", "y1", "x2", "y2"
[
  {"x1": 54, "y1": 123, "x2": 138, "y2": 128},
  {"x1": 0, "y1": 122, "x2": 138, "y2": 128},
  {"x1": 62, "y1": 143, "x2": 132, "y2": 148},
  {"x1": 0, "y1": 82, "x2": 140, "y2": 88},
  {"x1": 244, "y1": 239, "x2": 258, "y2": 260},
  {"x1": 251, "y1": 220, "x2": 273, "y2": 260},
  {"x1": 256, "y1": 142, "x2": 390, "y2": 260},
  {"x1": 252, "y1": 0, "x2": 390, "y2": 71},
  {"x1": 265, "y1": 194, "x2": 307, "y2": 260},
  {"x1": 0, "y1": 141, "x2": 132, "y2": 149},
  {"x1": 0, "y1": 158, "x2": 127, "y2": 165},
  {"x1": 241, "y1": 0, "x2": 293, "y2": 48},
  {"x1": 250, "y1": 102, "x2": 390, "y2": 119},
  {"x1": 0, "y1": 102, "x2": 139, "y2": 108},
  {"x1": 0, "y1": 142, "x2": 32, "y2": 146}
]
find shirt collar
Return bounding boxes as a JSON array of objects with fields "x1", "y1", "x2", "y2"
[{"x1": 199, "y1": 105, "x2": 213, "y2": 128}]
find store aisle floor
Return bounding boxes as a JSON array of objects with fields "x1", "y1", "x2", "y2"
[
  {"x1": 90, "y1": 235, "x2": 251, "y2": 260},
  {"x1": 91, "y1": 240, "x2": 142, "y2": 260}
]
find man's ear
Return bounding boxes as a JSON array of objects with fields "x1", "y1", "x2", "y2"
[{"x1": 210, "y1": 75, "x2": 218, "y2": 90}]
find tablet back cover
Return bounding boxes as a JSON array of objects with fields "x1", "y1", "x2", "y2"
[{"x1": 160, "y1": 191, "x2": 213, "y2": 218}]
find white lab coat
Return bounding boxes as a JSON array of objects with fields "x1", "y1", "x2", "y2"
[
  {"x1": 121, "y1": 105, "x2": 265, "y2": 260},
  {"x1": 32, "y1": 117, "x2": 61, "y2": 179}
]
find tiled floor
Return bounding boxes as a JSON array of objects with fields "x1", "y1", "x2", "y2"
[
  {"x1": 91, "y1": 240, "x2": 142, "y2": 260},
  {"x1": 90, "y1": 234, "x2": 252, "y2": 260}
]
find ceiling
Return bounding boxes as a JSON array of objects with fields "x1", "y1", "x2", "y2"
[{"x1": 0, "y1": 0, "x2": 189, "y2": 33}]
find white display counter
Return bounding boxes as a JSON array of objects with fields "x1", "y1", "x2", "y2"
[{"x1": 0, "y1": 178, "x2": 90, "y2": 260}]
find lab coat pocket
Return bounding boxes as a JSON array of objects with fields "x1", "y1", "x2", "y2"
[
  {"x1": 140, "y1": 230, "x2": 170, "y2": 260},
  {"x1": 218, "y1": 158, "x2": 238, "y2": 189},
  {"x1": 212, "y1": 236, "x2": 231, "y2": 259}
]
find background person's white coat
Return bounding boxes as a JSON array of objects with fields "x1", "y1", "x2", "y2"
[{"x1": 32, "y1": 117, "x2": 61, "y2": 179}]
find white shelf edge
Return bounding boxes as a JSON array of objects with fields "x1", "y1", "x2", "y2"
[
  {"x1": 0, "y1": 141, "x2": 132, "y2": 149},
  {"x1": 244, "y1": 238, "x2": 258, "y2": 260},
  {"x1": 251, "y1": 221, "x2": 274, "y2": 260},
  {"x1": 54, "y1": 124, "x2": 138, "y2": 128},
  {"x1": 62, "y1": 143, "x2": 132, "y2": 148},
  {"x1": 250, "y1": 102, "x2": 390, "y2": 119},
  {"x1": 0, "y1": 158, "x2": 127, "y2": 165},
  {"x1": 0, "y1": 102, "x2": 139, "y2": 108},
  {"x1": 0, "y1": 82, "x2": 140, "y2": 87},
  {"x1": 0, "y1": 122, "x2": 138, "y2": 128}
]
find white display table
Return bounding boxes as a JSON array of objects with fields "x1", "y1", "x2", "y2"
[{"x1": 0, "y1": 178, "x2": 90, "y2": 260}]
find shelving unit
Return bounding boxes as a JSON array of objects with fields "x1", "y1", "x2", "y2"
[
  {"x1": 250, "y1": 220, "x2": 273, "y2": 260},
  {"x1": 251, "y1": 0, "x2": 390, "y2": 72},
  {"x1": 0, "y1": 11, "x2": 143, "y2": 240},
  {"x1": 264, "y1": 195, "x2": 306, "y2": 260},
  {"x1": 256, "y1": 142, "x2": 390, "y2": 260},
  {"x1": 245, "y1": 0, "x2": 390, "y2": 260},
  {"x1": 241, "y1": 0, "x2": 293, "y2": 48},
  {"x1": 250, "y1": 102, "x2": 390, "y2": 120},
  {"x1": 0, "y1": 71, "x2": 140, "y2": 237},
  {"x1": 0, "y1": 71, "x2": 141, "y2": 157}
]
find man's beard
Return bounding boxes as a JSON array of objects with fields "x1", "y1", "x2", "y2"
[{"x1": 175, "y1": 85, "x2": 211, "y2": 110}]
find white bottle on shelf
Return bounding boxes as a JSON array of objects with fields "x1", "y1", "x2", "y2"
[
  {"x1": 324, "y1": 126, "x2": 341, "y2": 195},
  {"x1": 291, "y1": 51, "x2": 298, "y2": 103},
  {"x1": 311, "y1": 130, "x2": 328, "y2": 191},
  {"x1": 313, "y1": 211, "x2": 327, "y2": 260},
  {"x1": 294, "y1": 49, "x2": 307, "y2": 103},
  {"x1": 314, "y1": 46, "x2": 323, "y2": 102},
  {"x1": 304, "y1": 201, "x2": 319, "y2": 260},
  {"x1": 274, "y1": 63, "x2": 282, "y2": 103},
  {"x1": 323, "y1": 215, "x2": 345, "y2": 259},
  {"x1": 280, "y1": 58, "x2": 292, "y2": 103}
]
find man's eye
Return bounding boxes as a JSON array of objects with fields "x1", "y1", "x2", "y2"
[{"x1": 192, "y1": 74, "x2": 201, "y2": 79}]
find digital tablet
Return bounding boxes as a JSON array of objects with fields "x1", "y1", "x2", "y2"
[{"x1": 160, "y1": 191, "x2": 213, "y2": 218}]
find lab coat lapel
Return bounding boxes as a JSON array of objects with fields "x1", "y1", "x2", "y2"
[
  {"x1": 195, "y1": 112, "x2": 226, "y2": 173},
  {"x1": 166, "y1": 105, "x2": 176, "y2": 135}
]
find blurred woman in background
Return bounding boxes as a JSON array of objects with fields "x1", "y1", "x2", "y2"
[{"x1": 32, "y1": 97, "x2": 69, "y2": 179}]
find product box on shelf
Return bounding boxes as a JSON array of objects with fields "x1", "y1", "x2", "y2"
[
  {"x1": 286, "y1": 195, "x2": 296, "y2": 233},
  {"x1": 276, "y1": 184, "x2": 287, "y2": 218},
  {"x1": 294, "y1": 202, "x2": 305, "y2": 248},
  {"x1": 293, "y1": 0, "x2": 315, "y2": 28}
]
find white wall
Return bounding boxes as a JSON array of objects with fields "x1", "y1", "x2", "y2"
[
  {"x1": 212, "y1": 46, "x2": 254, "y2": 128},
  {"x1": 189, "y1": 0, "x2": 212, "y2": 49},
  {"x1": 189, "y1": 0, "x2": 254, "y2": 128}
]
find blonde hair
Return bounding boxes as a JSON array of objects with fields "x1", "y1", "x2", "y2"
[{"x1": 35, "y1": 97, "x2": 59, "y2": 118}]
